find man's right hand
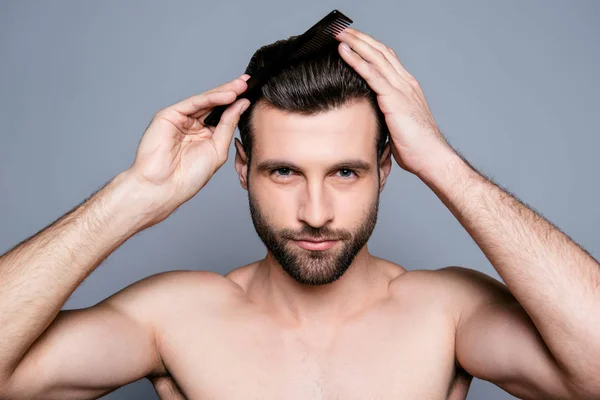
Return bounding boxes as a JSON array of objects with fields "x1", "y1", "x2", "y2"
[
  {"x1": 128, "y1": 74, "x2": 251, "y2": 225},
  {"x1": 0, "y1": 75, "x2": 251, "y2": 399}
]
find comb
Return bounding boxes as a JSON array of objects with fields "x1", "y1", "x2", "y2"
[{"x1": 202, "y1": 9, "x2": 353, "y2": 127}]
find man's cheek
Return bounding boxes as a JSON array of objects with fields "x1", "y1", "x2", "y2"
[
  {"x1": 266, "y1": 193, "x2": 299, "y2": 222},
  {"x1": 336, "y1": 197, "x2": 368, "y2": 223}
]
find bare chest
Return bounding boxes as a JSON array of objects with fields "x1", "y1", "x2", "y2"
[{"x1": 156, "y1": 303, "x2": 464, "y2": 400}]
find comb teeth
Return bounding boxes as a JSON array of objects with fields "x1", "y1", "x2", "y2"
[
  {"x1": 288, "y1": 10, "x2": 353, "y2": 60},
  {"x1": 201, "y1": 10, "x2": 354, "y2": 128}
]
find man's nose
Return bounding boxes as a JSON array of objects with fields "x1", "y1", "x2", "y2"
[{"x1": 297, "y1": 182, "x2": 334, "y2": 228}]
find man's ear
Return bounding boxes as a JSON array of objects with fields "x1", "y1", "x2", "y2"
[
  {"x1": 379, "y1": 142, "x2": 392, "y2": 193},
  {"x1": 234, "y1": 138, "x2": 249, "y2": 190}
]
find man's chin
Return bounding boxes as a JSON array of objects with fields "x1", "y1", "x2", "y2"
[
  {"x1": 288, "y1": 267, "x2": 342, "y2": 286},
  {"x1": 277, "y1": 246, "x2": 347, "y2": 285}
]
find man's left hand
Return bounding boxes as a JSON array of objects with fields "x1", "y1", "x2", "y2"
[{"x1": 336, "y1": 28, "x2": 456, "y2": 176}]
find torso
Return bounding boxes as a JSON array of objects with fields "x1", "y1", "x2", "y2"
[{"x1": 149, "y1": 258, "x2": 473, "y2": 399}]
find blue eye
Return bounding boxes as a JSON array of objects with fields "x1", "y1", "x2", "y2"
[
  {"x1": 337, "y1": 169, "x2": 357, "y2": 178},
  {"x1": 272, "y1": 168, "x2": 293, "y2": 177},
  {"x1": 270, "y1": 168, "x2": 357, "y2": 180}
]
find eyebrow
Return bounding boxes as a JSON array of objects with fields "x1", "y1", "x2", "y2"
[{"x1": 256, "y1": 159, "x2": 372, "y2": 173}]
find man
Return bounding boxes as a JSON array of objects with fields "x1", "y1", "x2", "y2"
[{"x1": 0, "y1": 26, "x2": 599, "y2": 400}]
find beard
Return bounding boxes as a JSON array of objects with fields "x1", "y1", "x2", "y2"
[{"x1": 248, "y1": 186, "x2": 379, "y2": 286}]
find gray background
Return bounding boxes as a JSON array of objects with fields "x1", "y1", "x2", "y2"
[{"x1": 1, "y1": 1, "x2": 598, "y2": 399}]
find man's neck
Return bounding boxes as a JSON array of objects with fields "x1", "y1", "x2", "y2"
[{"x1": 247, "y1": 246, "x2": 397, "y2": 327}]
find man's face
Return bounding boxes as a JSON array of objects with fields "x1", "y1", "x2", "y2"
[{"x1": 242, "y1": 99, "x2": 384, "y2": 286}]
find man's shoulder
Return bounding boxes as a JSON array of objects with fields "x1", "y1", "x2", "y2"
[
  {"x1": 387, "y1": 265, "x2": 514, "y2": 317},
  {"x1": 389, "y1": 265, "x2": 509, "y2": 293},
  {"x1": 143, "y1": 268, "x2": 247, "y2": 296},
  {"x1": 107, "y1": 269, "x2": 248, "y2": 314},
  {"x1": 433, "y1": 266, "x2": 514, "y2": 304}
]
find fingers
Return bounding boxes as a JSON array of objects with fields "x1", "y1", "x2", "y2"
[
  {"x1": 170, "y1": 74, "x2": 249, "y2": 116},
  {"x1": 190, "y1": 74, "x2": 252, "y2": 119},
  {"x1": 211, "y1": 98, "x2": 251, "y2": 162},
  {"x1": 337, "y1": 28, "x2": 419, "y2": 92},
  {"x1": 206, "y1": 73, "x2": 250, "y2": 94},
  {"x1": 171, "y1": 90, "x2": 237, "y2": 117},
  {"x1": 342, "y1": 28, "x2": 413, "y2": 84},
  {"x1": 337, "y1": 35, "x2": 397, "y2": 96}
]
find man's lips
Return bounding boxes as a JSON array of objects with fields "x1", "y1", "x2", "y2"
[{"x1": 292, "y1": 239, "x2": 339, "y2": 251}]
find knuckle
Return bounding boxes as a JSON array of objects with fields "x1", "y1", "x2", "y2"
[
  {"x1": 217, "y1": 154, "x2": 228, "y2": 167},
  {"x1": 376, "y1": 45, "x2": 389, "y2": 58},
  {"x1": 220, "y1": 115, "x2": 236, "y2": 129},
  {"x1": 153, "y1": 109, "x2": 168, "y2": 119},
  {"x1": 407, "y1": 74, "x2": 420, "y2": 86},
  {"x1": 373, "y1": 46, "x2": 385, "y2": 58}
]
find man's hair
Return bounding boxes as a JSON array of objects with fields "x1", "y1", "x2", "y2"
[{"x1": 238, "y1": 36, "x2": 389, "y2": 168}]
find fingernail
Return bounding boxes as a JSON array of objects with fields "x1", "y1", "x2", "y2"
[{"x1": 341, "y1": 42, "x2": 351, "y2": 52}]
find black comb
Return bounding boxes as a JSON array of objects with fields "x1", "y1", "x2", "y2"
[{"x1": 202, "y1": 9, "x2": 353, "y2": 127}]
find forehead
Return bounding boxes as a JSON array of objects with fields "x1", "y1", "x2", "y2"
[{"x1": 250, "y1": 99, "x2": 378, "y2": 163}]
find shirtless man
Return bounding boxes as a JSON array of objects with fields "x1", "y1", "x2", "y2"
[{"x1": 1, "y1": 27, "x2": 599, "y2": 400}]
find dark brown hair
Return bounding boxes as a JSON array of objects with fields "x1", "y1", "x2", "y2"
[{"x1": 238, "y1": 36, "x2": 389, "y2": 167}]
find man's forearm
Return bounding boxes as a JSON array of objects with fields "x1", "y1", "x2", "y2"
[
  {"x1": 0, "y1": 170, "x2": 158, "y2": 380},
  {"x1": 418, "y1": 149, "x2": 600, "y2": 381}
]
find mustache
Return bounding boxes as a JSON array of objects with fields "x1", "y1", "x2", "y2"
[{"x1": 279, "y1": 226, "x2": 352, "y2": 242}]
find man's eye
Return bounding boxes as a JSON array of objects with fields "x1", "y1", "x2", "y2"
[
  {"x1": 270, "y1": 168, "x2": 357, "y2": 179},
  {"x1": 272, "y1": 168, "x2": 293, "y2": 177},
  {"x1": 337, "y1": 169, "x2": 357, "y2": 179}
]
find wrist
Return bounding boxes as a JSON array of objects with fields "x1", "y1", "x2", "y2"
[
  {"x1": 415, "y1": 147, "x2": 476, "y2": 190},
  {"x1": 100, "y1": 170, "x2": 174, "y2": 233}
]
